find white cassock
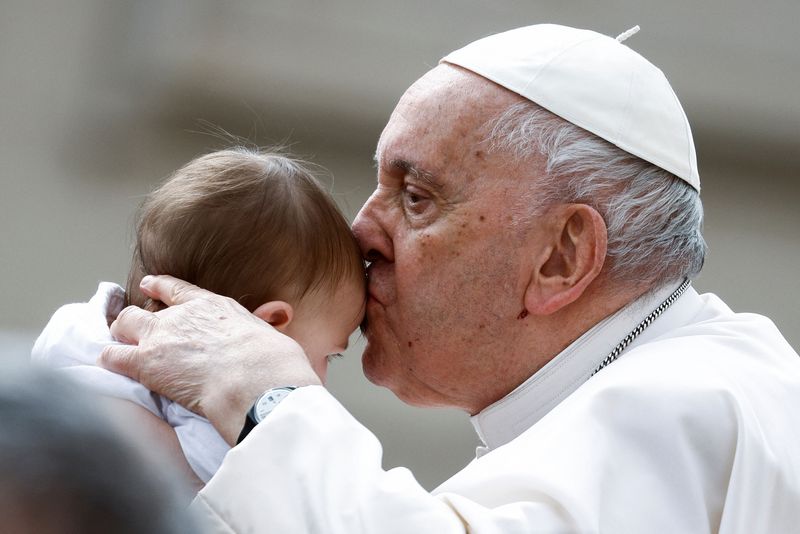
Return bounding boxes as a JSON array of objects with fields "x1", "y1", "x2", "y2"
[{"x1": 192, "y1": 283, "x2": 800, "y2": 533}]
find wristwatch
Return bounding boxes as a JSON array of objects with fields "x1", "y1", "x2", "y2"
[{"x1": 236, "y1": 386, "x2": 297, "y2": 444}]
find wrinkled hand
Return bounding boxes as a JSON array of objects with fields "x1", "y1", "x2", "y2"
[{"x1": 99, "y1": 275, "x2": 321, "y2": 445}]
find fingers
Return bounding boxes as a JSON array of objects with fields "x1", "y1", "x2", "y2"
[
  {"x1": 139, "y1": 275, "x2": 213, "y2": 307},
  {"x1": 110, "y1": 305, "x2": 157, "y2": 345},
  {"x1": 98, "y1": 343, "x2": 143, "y2": 383}
]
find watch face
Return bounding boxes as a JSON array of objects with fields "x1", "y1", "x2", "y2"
[{"x1": 254, "y1": 388, "x2": 294, "y2": 421}]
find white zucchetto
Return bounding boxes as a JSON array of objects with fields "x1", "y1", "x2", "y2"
[{"x1": 442, "y1": 24, "x2": 700, "y2": 190}]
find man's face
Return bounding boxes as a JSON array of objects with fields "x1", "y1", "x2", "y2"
[{"x1": 352, "y1": 66, "x2": 547, "y2": 413}]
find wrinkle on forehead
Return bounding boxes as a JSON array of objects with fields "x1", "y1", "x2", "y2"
[
  {"x1": 420, "y1": 65, "x2": 523, "y2": 111},
  {"x1": 388, "y1": 66, "x2": 526, "y2": 144}
]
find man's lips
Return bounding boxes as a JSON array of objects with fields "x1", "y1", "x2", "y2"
[
  {"x1": 365, "y1": 263, "x2": 386, "y2": 305},
  {"x1": 361, "y1": 289, "x2": 387, "y2": 335},
  {"x1": 365, "y1": 262, "x2": 395, "y2": 308}
]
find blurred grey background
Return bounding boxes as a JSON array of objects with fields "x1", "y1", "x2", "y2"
[{"x1": 2, "y1": 1, "x2": 798, "y2": 490}]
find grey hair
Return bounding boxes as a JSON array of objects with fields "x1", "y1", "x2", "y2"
[{"x1": 488, "y1": 101, "x2": 707, "y2": 288}]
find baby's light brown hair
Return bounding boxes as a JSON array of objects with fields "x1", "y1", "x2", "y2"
[{"x1": 125, "y1": 148, "x2": 365, "y2": 313}]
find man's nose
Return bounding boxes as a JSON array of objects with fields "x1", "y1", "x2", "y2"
[{"x1": 352, "y1": 194, "x2": 394, "y2": 263}]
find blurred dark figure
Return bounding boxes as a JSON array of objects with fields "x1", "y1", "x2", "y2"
[{"x1": 0, "y1": 362, "x2": 198, "y2": 534}]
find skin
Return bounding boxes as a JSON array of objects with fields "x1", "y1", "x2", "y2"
[
  {"x1": 100, "y1": 65, "x2": 648, "y2": 442},
  {"x1": 352, "y1": 66, "x2": 540, "y2": 412}
]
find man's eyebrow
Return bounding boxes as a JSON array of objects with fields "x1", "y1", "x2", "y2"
[{"x1": 386, "y1": 157, "x2": 443, "y2": 193}]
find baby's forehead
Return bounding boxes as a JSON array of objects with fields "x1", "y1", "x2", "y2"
[{"x1": 297, "y1": 274, "x2": 366, "y2": 310}]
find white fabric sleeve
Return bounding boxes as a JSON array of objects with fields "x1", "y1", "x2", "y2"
[
  {"x1": 193, "y1": 386, "x2": 466, "y2": 533},
  {"x1": 193, "y1": 388, "x2": 574, "y2": 533},
  {"x1": 193, "y1": 371, "x2": 747, "y2": 533}
]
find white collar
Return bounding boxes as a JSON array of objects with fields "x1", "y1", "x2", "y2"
[{"x1": 470, "y1": 282, "x2": 701, "y2": 453}]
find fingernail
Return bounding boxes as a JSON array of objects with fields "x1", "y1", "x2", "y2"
[{"x1": 140, "y1": 275, "x2": 153, "y2": 288}]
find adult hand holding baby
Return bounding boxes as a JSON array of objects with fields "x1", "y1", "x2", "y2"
[{"x1": 100, "y1": 274, "x2": 321, "y2": 446}]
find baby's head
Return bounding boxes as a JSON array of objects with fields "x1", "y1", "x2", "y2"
[{"x1": 126, "y1": 148, "x2": 366, "y2": 382}]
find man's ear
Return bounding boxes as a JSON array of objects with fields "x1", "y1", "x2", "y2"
[
  {"x1": 252, "y1": 301, "x2": 294, "y2": 331},
  {"x1": 524, "y1": 204, "x2": 607, "y2": 316}
]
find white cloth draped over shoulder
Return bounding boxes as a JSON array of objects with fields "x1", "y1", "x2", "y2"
[
  {"x1": 192, "y1": 284, "x2": 800, "y2": 533},
  {"x1": 31, "y1": 282, "x2": 230, "y2": 483}
]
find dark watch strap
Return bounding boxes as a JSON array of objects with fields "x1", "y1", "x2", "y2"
[{"x1": 236, "y1": 407, "x2": 258, "y2": 445}]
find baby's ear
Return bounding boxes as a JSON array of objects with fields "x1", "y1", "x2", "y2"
[{"x1": 252, "y1": 301, "x2": 294, "y2": 331}]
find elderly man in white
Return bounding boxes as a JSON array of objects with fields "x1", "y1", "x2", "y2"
[{"x1": 101, "y1": 24, "x2": 800, "y2": 533}]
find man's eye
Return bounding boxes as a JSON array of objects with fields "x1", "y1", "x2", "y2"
[{"x1": 403, "y1": 186, "x2": 430, "y2": 214}]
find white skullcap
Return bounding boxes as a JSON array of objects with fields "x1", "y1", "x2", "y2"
[{"x1": 441, "y1": 24, "x2": 700, "y2": 191}]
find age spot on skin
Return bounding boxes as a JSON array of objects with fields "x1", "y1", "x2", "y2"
[
  {"x1": 474, "y1": 150, "x2": 485, "y2": 160},
  {"x1": 479, "y1": 215, "x2": 485, "y2": 222},
  {"x1": 408, "y1": 341, "x2": 413, "y2": 347}
]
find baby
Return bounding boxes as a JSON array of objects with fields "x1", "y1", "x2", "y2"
[{"x1": 32, "y1": 148, "x2": 366, "y2": 489}]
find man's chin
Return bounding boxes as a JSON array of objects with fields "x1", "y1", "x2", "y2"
[
  {"x1": 361, "y1": 351, "x2": 448, "y2": 409},
  {"x1": 360, "y1": 341, "x2": 386, "y2": 387}
]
